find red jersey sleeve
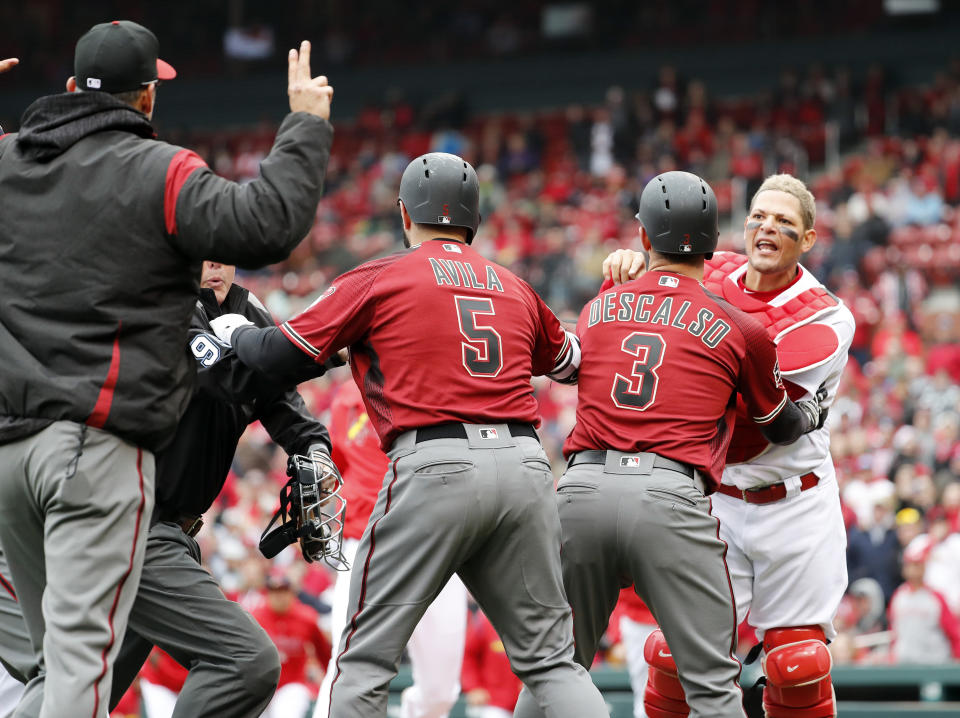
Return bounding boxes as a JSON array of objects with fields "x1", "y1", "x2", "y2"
[
  {"x1": 732, "y1": 311, "x2": 789, "y2": 425},
  {"x1": 280, "y1": 255, "x2": 399, "y2": 363},
  {"x1": 530, "y1": 288, "x2": 578, "y2": 381}
]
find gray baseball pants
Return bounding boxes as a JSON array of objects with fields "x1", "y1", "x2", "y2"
[
  {"x1": 108, "y1": 520, "x2": 281, "y2": 717},
  {"x1": 513, "y1": 451, "x2": 746, "y2": 718},
  {"x1": 328, "y1": 424, "x2": 608, "y2": 718},
  {"x1": 0, "y1": 421, "x2": 154, "y2": 718}
]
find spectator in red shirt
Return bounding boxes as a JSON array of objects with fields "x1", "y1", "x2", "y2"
[
  {"x1": 253, "y1": 573, "x2": 331, "y2": 718},
  {"x1": 137, "y1": 648, "x2": 188, "y2": 718},
  {"x1": 461, "y1": 607, "x2": 522, "y2": 718}
]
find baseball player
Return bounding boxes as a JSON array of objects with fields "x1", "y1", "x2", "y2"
[
  {"x1": 513, "y1": 171, "x2": 828, "y2": 718},
  {"x1": 603, "y1": 174, "x2": 854, "y2": 717},
  {"x1": 313, "y1": 381, "x2": 468, "y2": 718},
  {"x1": 210, "y1": 152, "x2": 609, "y2": 718}
]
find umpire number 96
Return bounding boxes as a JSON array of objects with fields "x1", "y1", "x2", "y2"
[{"x1": 190, "y1": 333, "x2": 222, "y2": 367}]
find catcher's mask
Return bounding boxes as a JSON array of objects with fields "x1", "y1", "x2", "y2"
[{"x1": 259, "y1": 454, "x2": 349, "y2": 570}]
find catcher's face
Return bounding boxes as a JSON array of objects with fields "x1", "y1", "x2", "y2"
[{"x1": 743, "y1": 190, "x2": 816, "y2": 279}]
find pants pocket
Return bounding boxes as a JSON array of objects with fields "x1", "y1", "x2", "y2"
[{"x1": 645, "y1": 487, "x2": 699, "y2": 508}]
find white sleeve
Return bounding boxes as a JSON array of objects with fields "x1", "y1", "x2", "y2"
[{"x1": 547, "y1": 330, "x2": 581, "y2": 385}]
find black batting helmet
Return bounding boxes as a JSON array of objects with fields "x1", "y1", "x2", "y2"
[
  {"x1": 398, "y1": 153, "x2": 481, "y2": 243},
  {"x1": 636, "y1": 171, "x2": 718, "y2": 257}
]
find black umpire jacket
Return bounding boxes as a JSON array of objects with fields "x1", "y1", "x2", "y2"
[
  {"x1": 0, "y1": 91, "x2": 332, "y2": 453},
  {"x1": 154, "y1": 284, "x2": 334, "y2": 519}
]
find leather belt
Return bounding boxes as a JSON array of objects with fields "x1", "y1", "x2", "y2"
[
  {"x1": 715, "y1": 473, "x2": 819, "y2": 504},
  {"x1": 567, "y1": 450, "x2": 695, "y2": 478},
  {"x1": 415, "y1": 423, "x2": 539, "y2": 444},
  {"x1": 161, "y1": 513, "x2": 204, "y2": 537}
]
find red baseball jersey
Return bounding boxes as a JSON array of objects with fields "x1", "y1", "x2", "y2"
[
  {"x1": 252, "y1": 601, "x2": 331, "y2": 689},
  {"x1": 281, "y1": 240, "x2": 574, "y2": 449},
  {"x1": 565, "y1": 270, "x2": 787, "y2": 489},
  {"x1": 328, "y1": 380, "x2": 390, "y2": 540}
]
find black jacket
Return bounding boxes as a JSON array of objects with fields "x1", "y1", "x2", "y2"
[
  {"x1": 0, "y1": 91, "x2": 333, "y2": 452},
  {"x1": 155, "y1": 284, "x2": 332, "y2": 518}
]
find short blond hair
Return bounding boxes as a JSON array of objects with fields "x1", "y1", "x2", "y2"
[{"x1": 751, "y1": 174, "x2": 816, "y2": 232}]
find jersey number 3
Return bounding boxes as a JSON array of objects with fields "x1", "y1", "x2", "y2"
[
  {"x1": 612, "y1": 332, "x2": 665, "y2": 411},
  {"x1": 455, "y1": 296, "x2": 503, "y2": 377}
]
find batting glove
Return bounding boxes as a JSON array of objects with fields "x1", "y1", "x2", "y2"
[{"x1": 209, "y1": 313, "x2": 253, "y2": 346}]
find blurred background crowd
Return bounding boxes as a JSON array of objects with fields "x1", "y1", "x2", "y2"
[{"x1": 3, "y1": 0, "x2": 960, "y2": 714}]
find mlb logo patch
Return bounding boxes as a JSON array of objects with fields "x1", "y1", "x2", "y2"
[
  {"x1": 437, "y1": 216, "x2": 452, "y2": 224},
  {"x1": 620, "y1": 456, "x2": 641, "y2": 468},
  {"x1": 658, "y1": 276, "x2": 679, "y2": 287},
  {"x1": 479, "y1": 428, "x2": 499, "y2": 439},
  {"x1": 442, "y1": 243, "x2": 462, "y2": 253},
  {"x1": 86, "y1": 77, "x2": 102, "y2": 89}
]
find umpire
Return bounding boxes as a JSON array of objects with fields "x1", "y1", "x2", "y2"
[
  {"x1": 107, "y1": 261, "x2": 340, "y2": 716},
  {"x1": 0, "y1": 262, "x2": 342, "y2": 716},
  {"x1": 0, "y1": 20, "x2": 334, "y2": 718}
]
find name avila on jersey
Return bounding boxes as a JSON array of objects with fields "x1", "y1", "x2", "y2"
[
  {"x1": 587, "y1": 291, "x2": 732, "y2": 349},
  {"x1": 429, "y1": 257, "x2": 504, "y2": 293}
]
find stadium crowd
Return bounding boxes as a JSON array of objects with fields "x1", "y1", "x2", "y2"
[
  {"x1": 64, "y1": 41, "x2": 956, "y2": 718},
  {"x1": 104, "y1": 56, "x2": 960, "y2": 714}
]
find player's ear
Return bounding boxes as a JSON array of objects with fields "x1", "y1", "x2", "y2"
[
  {"x1": 398, "y1": 200, "x2": 412, "y2": 231},
  {"x1": 800, "y1": 227, "x2": 817, "y2": 254},
  {"x1": 66, "y1": 76, "x2": 77, "y2": 92},
  {"x1": 639, "y1": 226, "x2": 652, "y2": 252}
]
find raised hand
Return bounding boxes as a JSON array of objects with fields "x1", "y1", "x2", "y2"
[{"x1": 287, "y1": 41, "x2": 334, "y2": 120}]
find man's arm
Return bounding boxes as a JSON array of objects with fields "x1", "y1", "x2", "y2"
[
  {"x1": 530, "y1": 290, "x2": 581, "y2": 384},
  {"x1": 734, "y1": 311, "x2": 827, "y2": 446},
  {"x1": 164, "y1": 42, "x2": 336, "y2": 268},
  {"x1": 255, "y1": 384, "x2": 332, "y2": 456},
  {"x1": 0, "y1": 58, "x2": 18, "y2": 74}
]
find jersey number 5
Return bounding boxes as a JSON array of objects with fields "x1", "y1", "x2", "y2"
[
  {"x1": 455, "y1": 296, "x2": 503, "y2": 377},
  {"x1": 611, "y1": 332, "x2": 665, "y2": 411}
]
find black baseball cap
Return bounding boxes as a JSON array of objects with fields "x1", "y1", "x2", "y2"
[{"x1": 75, "y1": 20, "x2": 176, "y2": 94}]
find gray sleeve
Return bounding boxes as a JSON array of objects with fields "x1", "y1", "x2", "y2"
[{"x1": 169, "y1": 113, "x2": 333, "y2": 268}]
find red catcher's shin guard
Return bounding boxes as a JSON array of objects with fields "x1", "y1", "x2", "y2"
[
  {"x1": 643, "y1": 630, "x2": 690, "y2": 718},
  {"x1": 761, "y1": 626, "x2": 835, "y2": 718}
]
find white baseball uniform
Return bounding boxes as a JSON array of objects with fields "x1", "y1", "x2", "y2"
[{"x1": 704, "y1": 252, "x2": 854, "y2": 641}]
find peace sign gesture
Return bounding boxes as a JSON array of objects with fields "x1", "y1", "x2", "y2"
[{"x1": 287, "y1": 41, "x2": 333, "y2": 121}]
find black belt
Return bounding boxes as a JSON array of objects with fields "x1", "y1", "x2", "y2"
[
  {"x1": 567, "y1": 450, "x2": 695, "y2": 478},
  {"x1": 415, "y1": 422, "x2": 539, "y2": 444},
  {"x1": 158, "y1": 510, "x2": 204, "y2": 538}
]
